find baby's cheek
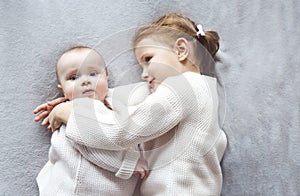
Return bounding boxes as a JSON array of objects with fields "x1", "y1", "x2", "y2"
[
  {"x1": 96, "y1": 80, "x2": 108, "y2": 100},
  {"x1": 63, "y1": 91, "x2": 73, "y2": 100},
  {"x1": 64, "y1": 83, "x2": 81, "y2": 100}
]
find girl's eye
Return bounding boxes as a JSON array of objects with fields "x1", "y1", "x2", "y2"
[
  {"x1": 89, "y1": 71, "x2": 98, "y2": 76},
  {"x1": 70, "y1": 74, "x2": 79, "y2": 80},
  {"x1": 144, "y1": 56, "x2": 152, "y2": 63}
]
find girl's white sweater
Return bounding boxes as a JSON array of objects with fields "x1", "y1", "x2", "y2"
[{"x1": 66, "y1": 72, "x2": 227, "y2": 195}]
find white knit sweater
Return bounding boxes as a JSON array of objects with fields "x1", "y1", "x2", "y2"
[
  {"x1": 66, "y1": 72, "x2": 227, "y2": 195},
  {"x1": 36, "y1": 102, "x2": 141, "y2": 195}
]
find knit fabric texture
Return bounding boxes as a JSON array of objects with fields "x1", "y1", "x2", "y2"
[
  {"x1": 66, "y1": 72, "x2": 227, "y2": 195},
  {"x1": 36, "y1": 125, "x2": 140, "y2": 195}
]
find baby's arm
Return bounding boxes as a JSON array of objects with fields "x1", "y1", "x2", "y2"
[
  {"x1": 33, "y1": 97, "x2": 68, "y2": 129},
  {"x1": 48, "y1": 103, "x2": 72, "y2": 131}
]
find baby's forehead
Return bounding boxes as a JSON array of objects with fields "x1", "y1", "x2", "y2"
[
  {"x1": 62, "y1": 48, "x2": 105, "y2": 65},
  {"x1": 68, "y1": 48, "x2": 103, "y2": 59},
  {"x1": 58, "y1": 48, "x2": 106, "y2": 71}
]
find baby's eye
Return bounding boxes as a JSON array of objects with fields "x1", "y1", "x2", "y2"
[
  {"x1": 89, "y1": 71, "x2": 98, "y2": 76},
  {"x1": 144, "y1": 56, "x2": 152, "y2": 63},
  {"x1": 69, "y1": 74, "x2": 79, "y2": 80}
]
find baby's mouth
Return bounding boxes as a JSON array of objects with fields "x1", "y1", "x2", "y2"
[{"x1": 83, "y1": 89, "x2": 95, "y2": 95}]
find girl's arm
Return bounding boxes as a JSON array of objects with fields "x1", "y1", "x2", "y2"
[
  {"x1": 42, "y1": 83, "x2": 148, "y2": 131},
  {"x1": 47, "y1": 101, "x2": 144, "y2": 179},
  {"x1": 71, "y1": 141, "x2": 142, "y2": 179},
  {"x1": 65, "y1": 75, "x2": 205, "y2": 150}
]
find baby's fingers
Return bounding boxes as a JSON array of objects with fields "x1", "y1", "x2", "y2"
[
  {"x1": 41, "y1": 116, "x2": 49, "y2": 126},
  {"x1": 50, "y1": 121, "x2": 62, "y2": 132}
]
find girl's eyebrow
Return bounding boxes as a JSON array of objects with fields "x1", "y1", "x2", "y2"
[
  {"x1": 139, "y1": 53, "x2": 146, "y2": 62},
  {"x1": 138, "y1": 49, "x2": 151, "y2": 61}
]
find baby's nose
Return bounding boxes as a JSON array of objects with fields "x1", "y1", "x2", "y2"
[{"x1": 81, "y1": 76, "x2": 91, "y2": 86}]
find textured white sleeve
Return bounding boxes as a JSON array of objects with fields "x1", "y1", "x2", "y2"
[
  {"x1": 66, "y1": 74, "x2": 206, "y2": 150},
  {"x1": 71, "y1": 141, "x2": 140, "y2": 179}
]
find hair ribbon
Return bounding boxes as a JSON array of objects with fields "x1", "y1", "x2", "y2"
[{"x1": 196, "y1": 24, "x2": 205, "y2": 36}]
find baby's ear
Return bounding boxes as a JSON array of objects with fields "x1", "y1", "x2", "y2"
[
  {"x1": 175, "y1": 38, "x2": 189, "y2": 62},
  {"x1": 57, "y1": 84, "x2": 64, "y2": 94}
]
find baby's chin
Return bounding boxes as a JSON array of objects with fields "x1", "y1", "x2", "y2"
[
  {"x1": 87, "y1": 95, "x2": 105, "y2": 102},
  {"x1": 76, "y1": 94, "x2": 105, "y2": 102}
]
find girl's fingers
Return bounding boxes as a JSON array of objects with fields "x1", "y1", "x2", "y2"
[
  {"x1": 145, "y1": 169, "x2": 150, "y2": 177},
  {"x1": 34, "y1": 115, "x2": 41, "y2": 122},
  {"x1": 34, "y1": 97, "x2": 66, "y2": 123},
  {"x1": 33, "y1": 103, "x2": 48, "y2": 114},
  {"x1": 34, "y1": 111, "x2": 48, "y2": 122},
  {"x1": 48, "y1": 97, "x2": 67, "y2": 106},
  {"x1": 36, "y1": 111, "x2": 49, "y2": 122}
]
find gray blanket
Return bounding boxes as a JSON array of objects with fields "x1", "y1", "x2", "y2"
[{"x1": 0, "y1": 0, "x2": 299, "y2": 195}]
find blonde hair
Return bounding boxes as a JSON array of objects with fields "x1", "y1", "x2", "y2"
[{"x1": 133, "y1": 13, "x2": 220, "y2": 74}]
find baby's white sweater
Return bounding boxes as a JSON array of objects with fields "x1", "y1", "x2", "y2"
[
  {"x1": 66, "y1": 72, "x2": 227, "y2": 195},
  {"x1": 37, "y1": 101, "x2": 141, "y2": 195}
]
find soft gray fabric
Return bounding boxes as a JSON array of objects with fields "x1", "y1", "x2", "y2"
[{"x1": 0, "y1": 0, "x2": 299, "y2": 195}]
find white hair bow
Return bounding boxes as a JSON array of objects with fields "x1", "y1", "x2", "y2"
[{"x1": 196, "y1": 24, "x2": 205, "y2": 36}]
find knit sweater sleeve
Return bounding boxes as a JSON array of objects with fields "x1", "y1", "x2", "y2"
[
  {"x1": 65, "y1": 74, "x2": 204, "y2": 150},
  {"x1": 71, "y1": 141, "x2": 140, "y2": 179}
]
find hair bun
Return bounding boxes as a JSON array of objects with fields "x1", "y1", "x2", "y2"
[{"x1": 203, "y1": 31, "x2": 219, "y2": 58}]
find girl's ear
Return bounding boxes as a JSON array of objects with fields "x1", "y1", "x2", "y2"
[{"x1": 175, "y1": 38, "x2": 189, "y2": 62}]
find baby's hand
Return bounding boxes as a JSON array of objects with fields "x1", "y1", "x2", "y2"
[
  {"x1": 134, "y1": 158, "x2": 149, "y2": 179},
  {"x1": 33, "y1": 97, "x2": 67, "y2": 128},
  {"x1": 48, "y1": 102, "x2": 72, "y2": 132}
]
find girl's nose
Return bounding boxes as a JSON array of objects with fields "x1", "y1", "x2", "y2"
[{"x1": 141, "y1": 68, "x2": 149, "y2": 80}]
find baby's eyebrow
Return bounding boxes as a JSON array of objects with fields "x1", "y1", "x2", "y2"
[{"x1": 65, "y1": 69, "x2": 78, "y2": 77}]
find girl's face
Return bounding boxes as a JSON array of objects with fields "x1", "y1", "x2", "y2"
[
  {"x1": 57, "y1": 49, "x2": 108, "y2": 102},
  {"x1": 134, "y1": 38, "x2": 184, "y2": 90}
]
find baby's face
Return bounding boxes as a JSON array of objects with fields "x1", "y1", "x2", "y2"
[{"x1": 57, "y1": 48, "x2": 108, "y2": 102}]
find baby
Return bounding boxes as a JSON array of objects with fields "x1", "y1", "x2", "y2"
[{"x1": 36, "y1": 46, "x2": 147, "y2": 195}]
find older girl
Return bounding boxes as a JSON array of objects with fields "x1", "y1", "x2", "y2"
[{"x1": 36, "y1": 13, "x2": 227, "y2": 195}]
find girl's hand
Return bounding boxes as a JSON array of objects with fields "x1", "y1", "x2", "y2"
[
  {"x1": 48, "y1": 102, "x2": 72, "y2": 132},
  {"x1": 33, "y1": 97, "x2": 67, "y2": 126},
  {"x1": 134, "y1": 158, "x2": 149, "y2": 179}
]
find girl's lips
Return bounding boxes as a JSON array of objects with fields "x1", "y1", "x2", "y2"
[{"x1": 149, "y1": 79, "x2": 154, "y2": 85}]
